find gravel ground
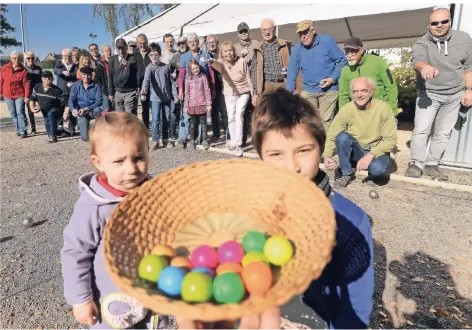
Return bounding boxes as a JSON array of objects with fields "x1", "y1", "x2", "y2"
[{"x1": 1, "y1": 121, "x2": 471, "y2": 329}]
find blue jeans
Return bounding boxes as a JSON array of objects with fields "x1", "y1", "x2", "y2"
[
  {"x1": 102, "y1": 94, "x2": 111, "y2": 112},
  {"x1": 335, "y1": 132, "x2": 390, "y2": 177},
  {"x1": 5, "y1": 97, "x2": 27, "y2": 134},
  {"x1": 75, "y1": 107, "x2": 102, "y2": 141},
  {"x1": 151, "y1": 100, "x2": 171, "y2": 141},
  {"x1": 40, "y1": 108, "x2": 60, "y2": 137},
  {"x1": 178, "y1": 112, "x2": 190, "y2": 141}
]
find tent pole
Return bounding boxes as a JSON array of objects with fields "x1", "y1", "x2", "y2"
[{"x1": 344, "y1": 18, "x2": 353, "y2": 38}]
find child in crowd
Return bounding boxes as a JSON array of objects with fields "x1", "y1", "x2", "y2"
[
  {"x1": 29, "y1": 70, "x2": 65, "y2": 143},
  {"x1": 252, "y1": 88, "x2": 374, "y2": 329},
  {"x1": 60, "y1": 112, "x2": 176, "y2": 329},
  {"x1": 141, "y1": 42, "x2": 178, "y2": 150},
  {"x1": 184, "y1": 59, "x2": 212, "y2": 150},
  {"x1": 208, "y1": 41, "x2": 252, "y2": 157}
]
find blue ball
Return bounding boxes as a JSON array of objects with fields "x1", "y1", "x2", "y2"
[
  {"x1": 157, "y1": 266, "x2": 186, "y2": 297},
  {"x1": 192, "y1": 267, "x2": 215, "y2": 278}
]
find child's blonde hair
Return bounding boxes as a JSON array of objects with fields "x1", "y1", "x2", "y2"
[{"x1": 89, "y1": 112, "x2": 150, "y2": 156}]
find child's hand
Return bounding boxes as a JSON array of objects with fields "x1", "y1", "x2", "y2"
[{"x1": 72, "y1": 300, "x2": 99, "y2": 326}]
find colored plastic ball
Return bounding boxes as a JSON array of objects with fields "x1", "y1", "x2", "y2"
[
  {"x1": 192, "y1": 267, "x2": 215, "y2": 278},
  {"x1": 241, "y1": 261, "x2": 273, "y2": 295},
  {"x1": 151, "y1": 244, "x2": 176, "y2": 258},
  {"x1": 264, "y1": 235, "x2": 293, "y2": 266},
  {"x1": 138, "y1": 255, "x2": 168, "y2": 283},
  {"x1": 157, "y1": 266, "x2": 186, "y2": 297},
  {"x1": 241, "y1": 251, "x2": 269, "y2": 267},
  {"x1": 171, "y1": 256, "x2": 192, "y2": 269},
  {"x1": 218, "y1": 241, "x2": 245, "y2": 264},
  {"x1": 241, "y1": 231, "x2": 266, "y2": 253},
  {"x1": 181, "y1": 272, "x2": 213, "y2": 303},
  {"x1": 216, "y1": 262, "x2": 242, "y2": 275},
  {"x1": 213, "y1": 272, "x2": 246, "y2": 304},
  {"x1": 190, "y1": 245, "x2": 219, "y2": 269}
]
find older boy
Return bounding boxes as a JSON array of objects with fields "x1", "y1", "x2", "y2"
[{"x1": 252, "y1": 88, "x2": 374, "y2": 329}]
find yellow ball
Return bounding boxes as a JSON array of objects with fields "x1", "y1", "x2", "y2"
[
  {"x1": 241, "y1": 251, "x2": 269, "y2": 267},
  {"x1": 263, "y1": 236, "x2": 293, "y2": 266}
]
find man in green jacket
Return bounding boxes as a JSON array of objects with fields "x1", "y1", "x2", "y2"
[{"x1": 339, "y1": 37, "x2": 400, "y2": 116}]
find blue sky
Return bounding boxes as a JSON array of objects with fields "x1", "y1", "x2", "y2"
[{"x1": 3, "y1": 4, "x2": 159, "y2": 61}]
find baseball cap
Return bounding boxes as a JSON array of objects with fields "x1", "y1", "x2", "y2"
[
  {"x1": 177, "y1": 36, "x2": 187, "y2": 44},
  {"x1": 237, "y1": 22, "x2": 249, "y2": 32},
  {"x1": 42, "y1": 71, "x2": 53, "y2": 79},
  {"x1": 344, "y1": 37, "x2": 364, "y2": 49},
  {"x1": 296, "y1": 20, "x2": 312, "y2": 33},
  {"x1": 80, "y1": 66, "x2": 94, "y2": 75},
  {"x1": 115, "y1": 38, "x2": 127, "y2": 49},
  {"x1": 128, "y1": 40, "x2": 137, "y2": 47}
]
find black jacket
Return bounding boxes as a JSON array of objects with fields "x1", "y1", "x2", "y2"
[
  {"x1": 53, "y1": 61, "x2": 78, "y2": 96},
  {"x1": 107, "y1": 54, "x2": 138, "y2": 96},
  {"x1": 25, "y1": 64, "x2": 43, "y2": 88},
  {"x1": 94, "y1": 60, "x2": 109, "y2": 96},
  {"x1": 136, "y1": 52, "x2": 151, "y2": 88},
  {"x1": 30, "y1": 83, "x2": 66, "y2": 110}
]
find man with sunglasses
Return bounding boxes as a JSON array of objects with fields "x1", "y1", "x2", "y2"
[
  {"x1": 286, "y1": 20, "x2": 347, "y2": 133},
  {"x1": 234, "y1": 22, "x2": 259, "y2": 64},
  {"x1": 406, "y1": 8, "x2": 472, "y2": 181},
  {"x1": 338, "y1": 37, "x2": 399, "y2": 115},
  {"x1": 250, "y1": 18, "x2": 291, "y2": 107}
]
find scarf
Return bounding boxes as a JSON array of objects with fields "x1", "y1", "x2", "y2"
[
  {"x1": 427, "y1": 30, "x2": 452, "y2": 56},
  {"x1": 313, "y1": 170, "x2": 334, "y2": 201}
]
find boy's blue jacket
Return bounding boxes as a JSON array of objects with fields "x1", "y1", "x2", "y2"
[{"x1": 304, "y1": 171, "x2": 374, "y2": 329}]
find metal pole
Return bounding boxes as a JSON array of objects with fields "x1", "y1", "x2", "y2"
[{"x1": 19, "y1": 4, "x2": 26, "y2": 53}]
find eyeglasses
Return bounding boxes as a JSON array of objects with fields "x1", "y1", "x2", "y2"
[
  {"x1": 344, "y1": 48, "x2": 360, "y2": 54},
  {"x1": 430, "y1": 19, "x2": 450, "y2": 26},
  {"x1": 188, "y1": 41, "x2": 198, "y2": 45},
  {"x1": 298, "y1": 28, "x2": 313, "y2": 37},
  {"x1": 89, "y1": 48, "x2": 98, "y2": 51},
  {"x1": 207, "y1": 41, "x2": 217, "y2": 46},
  {"x1": 260, "y1": 27, "x2": 275, "y2": 34},
  {"x1": 239, "y1": 29, "x2": 248, "y2": 34}
]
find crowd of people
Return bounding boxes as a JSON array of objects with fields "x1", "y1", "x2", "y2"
[{"x1": 1, "y1": 7, "x2": 471, "y2": 188}]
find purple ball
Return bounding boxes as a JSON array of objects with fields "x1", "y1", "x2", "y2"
[{"x1": 218, "y1": 241, "x2": 245, "y2": 264}]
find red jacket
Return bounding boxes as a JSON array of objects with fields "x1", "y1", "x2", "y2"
[{"x1": 0, "y1": 62, "x2": 31, "y2": 99}]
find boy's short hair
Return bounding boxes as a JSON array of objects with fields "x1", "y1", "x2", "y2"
[
  {"x1": 149, "y1": 42, "x2": 162, "y2": 56},
  {"x1": 252, "y1": 88, "x2": 326, "y2": 156},
  {"x1": 89, "y1": 112, "x2": 150, "y2": 156}
]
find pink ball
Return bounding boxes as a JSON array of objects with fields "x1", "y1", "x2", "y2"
[
  {"x1": 190, "y1": 245, "x2": 219, "y2": 269},
  {"x1": 218, "y1": 241, "x2": 245, "y2": 264}
]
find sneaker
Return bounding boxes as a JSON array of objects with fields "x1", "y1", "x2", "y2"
[
  {"x1": 333, "y1": 174, "x2": 353, "y2": 189},
  {"x1": 31, "y1": 128, "x2": 37, "y2": 135},
  {"x1": 48, "y1": 135, "x2": 58, "y2": 143},
  {"x1": 16, "y1": 132, "x2": 20, "y2": 136},
  {"x1": 167, "y1": 139, "x2": 175, "y2": 148},
  {"x1": 202, "y1": 140, "x2": 210, "y2": 150},
  {"x1": 234, "y1": 146, "x2": 243, "y2": 157},
  {"x1": 152, "y1": 141, "x2": 160, "y2": 150},
  {"x1": 161, "y1": 139, "x2": 168, "y2": 148},
  {"x1": 209, "y1": 136, "x2": 220, "y2": 145},
  {"x1": 424, "y1": 165, "x2": 449, "y2": 181},
  {"x1": 405, "y1": 164, "x2": 422, "y2": 178},
  {"x1": 20, "y1": 132, "x2": 27, "y2": 139}
]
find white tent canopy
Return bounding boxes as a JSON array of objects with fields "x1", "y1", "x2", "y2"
[{"x1": 117, "y1": 3, "x2": 438, "y2": 48}]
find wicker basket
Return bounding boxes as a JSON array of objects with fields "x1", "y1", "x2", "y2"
[{"x1": 103, "y1": 158, "x2": 336, "y2": 322}]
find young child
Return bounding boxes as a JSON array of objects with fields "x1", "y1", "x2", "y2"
[
  {"x1": 29, "y1": 70, "x2": 65, "y2": 143},
  {"x1": 141, "y1": 42, "x2": 178, "y2": 150},
  {"x1": 252, "y1": 88, "x2": 374, "y2": 329},
  {"x1": 184, "y1": 59, "x2": 212, "y2": 150},
  {"x1": 60, "y1": 112, "x2": 176, "y2": 329}
]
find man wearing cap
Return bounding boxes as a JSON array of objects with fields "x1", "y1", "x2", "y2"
[
  {"x1": 405, "y1": 8, "x2": 472, "y2": 181},
  {"x1": 250, "y1": 18, "x2": 291, "y2": 106},
  {"x1": 108, "y1": 38, "x2": 139, "y2": 115},
  {"x1": 339, "y1": 37, "x2": 399, "y2": 115},
  {"x1": 29, "y1": 70, "x2": 66, "y2": 143},
  {"x1": 287, "y1": 20, "x2": 347, "y2": 132},
  {"x1": 69, "y1": 66, "x2": 103, "y2": 141},
  {"x1": 234, "y1": 22, "x2": 259, "y2": 63},
  {"x1": 127, "y1": 40, "x2": 137, "y2": 55}
]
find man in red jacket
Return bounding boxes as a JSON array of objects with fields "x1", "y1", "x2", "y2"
[{"x1": 0, "y1": 51, "x2": 31, "y2": 137}]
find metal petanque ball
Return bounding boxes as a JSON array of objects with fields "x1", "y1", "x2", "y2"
[
  {"x1": 368, "y1": 190, "x2": 379, "y2": 199},
  {"x1": 23, "y1": 217, "x2": 34, "y2": 228}
]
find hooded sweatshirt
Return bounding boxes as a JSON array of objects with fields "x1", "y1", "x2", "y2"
[
  {"x1": 61, "y1": 173, "x2": 149, "y2": 328},
  {"x1": 412, "y1": 30, "x2": 472, "y2": 95},
  {"x1": 304, "y1": 170, "x2": 374, "y2": 329}
]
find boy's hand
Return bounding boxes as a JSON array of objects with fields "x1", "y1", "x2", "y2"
[
  {"x1": 323, "y1": 156, "x2": 337, "y2": 170},
  {"x1": 72, "y1": 300, "x2": 99, "y2": 326}
]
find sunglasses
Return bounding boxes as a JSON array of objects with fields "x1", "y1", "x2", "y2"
[
  {"x1": 26, "y1": 57, "x2": 34, "y2": 60},
  {"x1": 43, "y1": 77, "x2": 52, "y2": 80},
  {"x1": 239, "y1": 29, "x2": 248, "y2": 34},
  {"x1": 344, "y1": 48, "x2": 361, "y2": 54},
  {"x1": 430, "y1": 19, "x2": 450, "y2": 26},
  {"x1": 298, "y1": 28, "x2": 313, "y2": 37}
]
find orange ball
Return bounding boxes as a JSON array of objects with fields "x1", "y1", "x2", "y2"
[
  {"x1": 216, "y1": 262, "x2": 242, "y2": 275},
  {"x1": 171, "y1": 256, "x2": 192, "y2": 269},
  {"x1": 241, "y1": 261, "x2": 272, "y2": 295}
]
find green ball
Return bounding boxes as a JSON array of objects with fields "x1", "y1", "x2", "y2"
[
  {"x1": 241, "y1": 231, "x2": 266, "y2": 253},
  {"x1": 138, "y1": 255, "x2": 168, "y2": 283},
  {"x1": 181, "y1": 272, "x2": 213, "y2": 303},
  {"x1": 213, "y1": 272, "x2": 246, "y2": 304}
]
